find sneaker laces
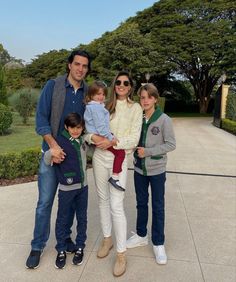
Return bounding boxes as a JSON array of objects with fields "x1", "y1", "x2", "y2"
[
  {"x1": 75, "y1": 248, "x2": 82, "y2": 256},
  {"x1": 58, "y1": 252, "x2": 65, "y2": 259}
]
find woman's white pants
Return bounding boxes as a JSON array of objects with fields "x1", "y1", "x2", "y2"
[{"x1": 93, "y1": 148, "x2": 127, "y2": 253}]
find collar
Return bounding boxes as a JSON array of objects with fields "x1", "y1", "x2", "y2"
[
  {"x1": 61, "y1": 129, "x2": 82, "y2": 144},
  {"x1": 88, "y1": 101, "x2": 104, "y2": 106},
  {"x1": 65, "y1": 76, "x2": 85, "y2": 90},
  {"x1": 144, "y1": 106, "x2": 163, "y2": 125}
]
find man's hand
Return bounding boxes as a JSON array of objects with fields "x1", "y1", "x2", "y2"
[
  {"x1": 44, "y1": 134, "x2": 66, "y2": 163},
  {"x1": 50, "y1": 146, "x2": 66, "y2": 163}
]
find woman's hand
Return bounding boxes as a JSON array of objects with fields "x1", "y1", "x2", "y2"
[{"x1": 95, "y1": 138, "x2": 113, "y2": 150}]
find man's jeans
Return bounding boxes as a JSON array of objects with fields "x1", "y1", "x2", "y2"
[
  {"x1": 134, "y1": 171, "x2": 166, "y2": 246},
  {"x1": 31, "y1": 156, "x2": 74, "y2": 250}
]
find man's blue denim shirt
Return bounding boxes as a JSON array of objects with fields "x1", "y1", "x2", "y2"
[{"x1": 36, "y1": 77, "x2": 86, "y2": 152}]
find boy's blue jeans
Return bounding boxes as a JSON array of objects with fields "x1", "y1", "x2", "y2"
[
  {"x1": 134, "y1": 171, "x2": 166, "y2": 246},
  {"x1": 55, "y1": 186, "x2": 88, "y2": 252},
  {"x1": 31, "y1": 156, "x2": 74, "y2": 250}
]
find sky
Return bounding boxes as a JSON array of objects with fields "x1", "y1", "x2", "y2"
[{"x1": 1, "y1": 0, "x2": 157, "y2": 63}]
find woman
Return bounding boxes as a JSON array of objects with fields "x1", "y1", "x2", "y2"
[{"x1": 90, "y1": 71, "x2": 142, "y2": 277}]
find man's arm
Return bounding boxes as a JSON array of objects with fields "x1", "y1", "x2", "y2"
[
  {"x1": 43, "y1": 134, "x2": 65, "y2": 163},
  {"x1": 36, "y1": 80, "x2": 65, "y2": 163}
]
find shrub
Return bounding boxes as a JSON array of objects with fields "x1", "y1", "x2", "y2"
[
  {"x1": 8, "y1": 88, "x2": 40, "y2": 111},
  {"x1": 0, "y1": 66, "x2": 8, "y2": 105},
  {"x1": 133, "y1": 95, "x2": 166, "y2": 112},
  {"x1": 0, "y1": 147, "x2": 41, "y2": 179},
  {"x1": 159, "y1": 97, "x2": 165, "y2": 112},
  {"x1": 225, "y1": 93, "x2": 236, "y2": 121},
  {"x1": 15, "y1": 89, "x2": 35, "y2": 124},
  {"x1": 0, "y1": 103, "x2": 13, "y2": 134},
  {"x1": 221, "y1": 118, "x2": 236, "y2": 135}
]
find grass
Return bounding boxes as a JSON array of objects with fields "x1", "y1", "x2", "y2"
[
  {"x1": 167, "y1": 112, "x2": 213, "y2": 117},
  {"x1": 0, "y1": 112, "x2": 41, "y2": 154},
  {"x1": 0, "y1": 111, "x2": 213, "y2": 154}
]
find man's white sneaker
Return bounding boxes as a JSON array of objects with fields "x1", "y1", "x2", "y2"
[
  {"x1": 153, "y1": 245, "x2": 167, "y2": 265},
  {"x1": 126, "y1": 232, "x2": 148, "y2": 248}
]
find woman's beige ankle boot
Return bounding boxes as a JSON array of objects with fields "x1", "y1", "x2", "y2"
[
  {"x1": 113, "y1": 251, "x2": 127, "y2": 277},
  {"x1": 97, "y1": 236, "x2": 113, "y2": 258}
]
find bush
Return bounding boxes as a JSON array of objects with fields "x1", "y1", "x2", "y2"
[
  {"x1": 225, "y1": 93, "x2": 236, "y2": 121},
  {"x1": 133, "y1": 95, "x2": 166, "y2": 112},
  {"x1": 0, "y1": 66, "x2": 8, "y2": 105},
  {"x1": 8, "y1": 88, "x2": 40, "y2": 111},
  {"x1": 221, "y1": 118, "x2": 236, "y2": 135},
  {"x1": 159, "y1": 97, "x2": 165, "y2": 112},
  {"x1": 15, "y1": 89, "x2": 35, "y2": 124},
  {"x1": 0, "y1": 147, "x2": 41, "y2": 179},
  {"x1": 165, "y1": 99, "x2": 199, "y2": 113},
  {"x1": 0, "y1": 103, "x2": 13, "y2": 134}
]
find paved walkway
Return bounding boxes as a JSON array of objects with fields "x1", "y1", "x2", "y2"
[{"x1": 0, "y1": 117, "x2": 235, "y2": 282}]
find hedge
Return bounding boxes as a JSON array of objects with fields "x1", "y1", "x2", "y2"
[
  {"x1": 225, "y1": 93, "x2": 236, "y2": 121},
  {"x1": 0, "y1": 147, "x2": 41, "y2": 179},
  {"x1": 0, "y1": 147, "x2": 94, "y2": 180},
  {"x1": 0, "y1": 103, "x2": 13, "y2": 134},
  {"x1": 221, "y1": 118, "x2": 236, "y2": 135},
  {"x1": 133, "y1": 96, "x2": 165, "y2": 112}
]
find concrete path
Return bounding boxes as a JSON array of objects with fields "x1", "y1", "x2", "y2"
[{"x1": 0, "y1": 117, "x2": 235, "y2": 282}]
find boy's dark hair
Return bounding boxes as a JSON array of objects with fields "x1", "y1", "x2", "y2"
[
  {"x1": 85, "y1": 81, "x2": 108, "y2": 103},
  {"x1": 67, "y1": 49, "x2": 91, "y2": 72},
  {"x1": 64, "y1": 112, "x2": 85, "y2": 128}
]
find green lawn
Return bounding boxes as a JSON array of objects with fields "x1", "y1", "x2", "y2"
[
  {"x1": 0, "y1": 112, "x2": 41, "y2": 154},
  {"x1": 167, "y1": 112, "x2": 213, "y2": 117},
  {"x1": 0, "y1": 111, "x2": 213, "y2": 154}
]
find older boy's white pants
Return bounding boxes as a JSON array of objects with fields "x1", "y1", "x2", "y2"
[{"x1": 93, "y1": 148, "x2": 127, "y2": 253}]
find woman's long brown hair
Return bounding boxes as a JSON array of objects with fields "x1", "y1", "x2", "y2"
[{"x1": 106, "y1": 70, "x2": 135, "y2": 116}]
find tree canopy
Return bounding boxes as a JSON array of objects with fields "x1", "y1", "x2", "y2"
[
  {"x1": 2, "y1": 0, "x2": 235, "y2": 113},
  {"x1": 24, "y1": 49, "x2": 70, "y2": 88},
  {"x1": 132, "y1": 0, "x2": 236, "y2": 112}
]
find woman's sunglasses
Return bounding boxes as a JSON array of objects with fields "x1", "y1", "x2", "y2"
[{"x1": 115, "y1": 80, "x2": 130, "y2": 87}]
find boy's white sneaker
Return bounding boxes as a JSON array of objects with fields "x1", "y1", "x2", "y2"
[
  {"x1": 153, "y1": 245, "x2": 167, "y2": 265},
  {"x1": 126, "y1": 232, "x2": 148, "y2": 248}
]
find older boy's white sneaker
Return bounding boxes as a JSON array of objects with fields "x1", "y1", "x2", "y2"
[
  {"x1": 126, "y1": 232, "x2": 148, "y2": 248},
  {"x1": 153, "y1": 245, "x2": 167, "y2": 264}
]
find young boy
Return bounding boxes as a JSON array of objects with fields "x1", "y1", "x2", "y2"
[
  {"x1": 126, "y1": 83, "x2": 176, "y2": 265},
  {"x1": 44, "y1": 113, "x2": 88, "y2": 269}
]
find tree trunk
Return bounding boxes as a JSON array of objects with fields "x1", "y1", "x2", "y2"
[
  {"x1": 190, "y1": 76, "x2": 216, "y2": 114},
  {"x1": 199, "y1": 99, "x2": 209, "y2": 114}
]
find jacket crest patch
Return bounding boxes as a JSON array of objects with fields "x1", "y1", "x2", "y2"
[
  {"x1": 151, "y1": 126, "x2": 160, "y2": 135},
  {"x1": 66, "y1": 178, "x2": 73, "y2": 184}
]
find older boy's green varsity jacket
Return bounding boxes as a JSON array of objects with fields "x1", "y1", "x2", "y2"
[{"x1": 134, "y1": 106, "x2": 176, "y2": 176}]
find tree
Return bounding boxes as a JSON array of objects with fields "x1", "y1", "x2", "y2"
[
  {"x1": 0, "y1": 44, "x2": 11, "y2": 65},
  {"x1": 84, "y1": 23, "x2": 170, "y2": 84},
  {"x1": 15, "y1": 90, "x2": 35, "y2": 124},
  {"x1": 24, "y1": 49, "x2": 70, "y2": 88},
  {"x1": 133, "y1": 0, "x2": 236, "y2": 113},
  {"x1": 0, "y1": 66, "x2": 8, "y2": 105}
]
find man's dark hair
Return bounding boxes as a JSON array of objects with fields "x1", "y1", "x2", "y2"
[
  {"x1": 67, "y1": 50, "x2": 91, "y2": 72},
  {"x1": 64, "y1": 112, "x2": 85, "y2": 128}
]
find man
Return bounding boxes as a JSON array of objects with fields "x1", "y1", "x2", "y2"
[{"x1": 26, "y1": 50, "x2": 91, "y2": 269}]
